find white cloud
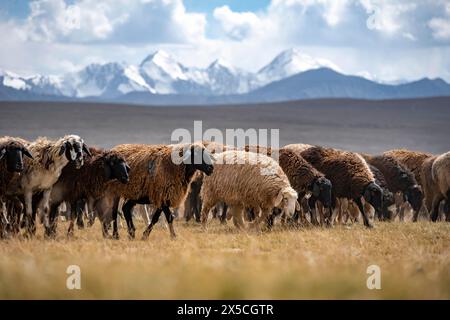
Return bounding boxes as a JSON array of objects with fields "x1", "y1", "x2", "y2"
[
  {"x1": 213, "y1": 5, "x2": 274, "y2": 41},
  {"x1": 429, "y1": 18, "x2": 450, "y2": 40},
  {"x1": 22, "y1": 0, "x2": 206, "y2": 44}
]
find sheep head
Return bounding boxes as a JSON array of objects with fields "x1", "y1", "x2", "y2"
[
  {"x1": 276, "y1": 187, "x2": 299, "y2": 218},
  {"x1": 181, "y1": 143, "x2": 215, "y2": 176},
  {"x1": 363, "y1": 181, "x2": 383, "y2": 213},
  {"x1": 103, "y1": 152, "x2": 130, "y2": 184},
  {"x1": 311, "y1": 176, "x2": 332, "y2": 208},
  {"x1": 0, "y1": 141, "x2": 33, "y2": 173},
  {"x1": 405, "y1": 184, "x2": 423, "y2": 212},
  {"x1": 59, "y1": 135, "x2": 90, "y2": 169}
]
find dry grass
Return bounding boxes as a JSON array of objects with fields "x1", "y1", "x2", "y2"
[{"x1": 0, "y1": 219, "x2": 449, "y2": 299}]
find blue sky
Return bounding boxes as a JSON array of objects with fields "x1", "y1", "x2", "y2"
[{"x1": 0, "y1": 0, "x2": 449, "y2": 82}]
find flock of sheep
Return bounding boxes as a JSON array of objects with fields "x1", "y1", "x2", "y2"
[{"x1": 0, "y1": 134, "x2": 449, "y2": 240}]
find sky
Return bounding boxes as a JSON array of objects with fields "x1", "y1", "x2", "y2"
[{"x1": 0, "y1": 0, "x2": 450, "y2": 83}]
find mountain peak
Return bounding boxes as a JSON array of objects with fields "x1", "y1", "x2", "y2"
[
  {"x1": 141, "y1": 50, "x2": 175, "y2": 66},
  {"x1": 208, "y1": 58, "x2": 234, "y2": 70}
]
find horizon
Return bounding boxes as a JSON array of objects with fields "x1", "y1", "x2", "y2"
[{"x1": 1, "y1": 0, "x2": 450, "y2": 83}]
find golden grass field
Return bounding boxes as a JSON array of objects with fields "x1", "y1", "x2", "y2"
[{"x1": 0, "y1": 218, "x2": 449, "y2": 299}]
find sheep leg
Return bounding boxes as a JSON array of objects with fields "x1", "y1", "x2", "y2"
[
  {"x1": 355, "y1": 197, "x2": 373, "y2": 228},
  {"x1": 308, "y1": 197, "x2": 320, "y2": 226},
  {"x1": 122, "y1": 200, "x2": 137, "y2": 239},
  {"x1": 67, "y1": 201, "x2": 79, "y2": 237},
  {"x1": 87, "y1": 198, "x2": 95, "y2": 227},
  {"x1": 22, "y1": 191, "x2": 34, "y2": 237},
  {"x1": 142, "y1": 208, "x2": 163, "y2": 240},
  {"x1": 162, "y1": 205, "x2": 177, "y2": 239},
  {"x1": 431, "y1": 195, "x2": 444, "y2": 222},
  {"x1": 45, "y1": 203, "x2": 60, "y2": 238},
  {"x1": 220, "y1": 203, "x2": 228, "y2": 224},
  {"x1": 76, "y1": 199, "x2": 85, "y2": 229},
  {"x1": 200, "y1": 202, "x2": 213, "y2": 226},
  {"x1": 268, "y1": 208, "x2": 282, "y2": 229},
  {"x1": 231, "y1": 205, "x2": 245, "y2": 230},
  {"x1": 398, "y1": 202, "x2": 407, "y2": 222},
  {"x1": 194, "y1": 197, "x2": 201, "y2": 223},
  {"x1": 111, "y1": 197, "x2": 121, "y2": 239}
]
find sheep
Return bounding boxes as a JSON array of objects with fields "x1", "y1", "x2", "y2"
[
  {"x1": 362, "y1": 154, "x2": 423, "y2": 221},
  {"x1": 182, "y1": 141, "x2": 234, "y2": 223},
  {"x1": 367, "y1": 164, "x2": 395, "y2": 221},
  {"x1": 35, "y1": 146, "x2": 130, "y2": 237},
  {"x1": 279, "y1": 147, "x2": 332, "y2": 226},
  {"x1": 7, "y1": 135, "x2": 89, "y2": 236},
  {"x1": 200, "y1": 150, "x2": 298, "y2": 230},
  {"x1": 100, "y1": 142, "x2": 214, "y2": 239},
  {"x1": 383, "y1": 149, "x2": 433, "y2": 188},
  {"x1": 0, "y1": 137, "x2": 33, "y2": 237},
  {"x1": 288, "y1": 145, "x2": 383, "y2": 228},
  {"x1": 422, "y1": 152, "x2": 450, "y2": 222}
]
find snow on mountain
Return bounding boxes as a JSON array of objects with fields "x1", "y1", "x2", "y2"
[
  {"x1": 206, "y1": 59, "x2": 255, "y2": 95},
  {"x1": 3, "y1": 48, "x2": 449, "y2": 103},
  {"x1": 0, "y1": 70, "x2": 30, "y2": 91},
  {"x1": 139, "y1": 50, "x2": 189, "y2": 94},
  {"x1": 255, "y1": 48, "x2": 340, "y2": 86}
]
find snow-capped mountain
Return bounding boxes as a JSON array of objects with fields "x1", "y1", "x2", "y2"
[
  {"x1": 2, "y1": 48, "x2": 340, "y2": 98},
  {"x1": 1, "y1": 48, "x2": 450, "y2": 103},
  {"x1": 206, "y1": 59, "x2": 255, "y2": 94},
  {"x1": 255, "y1": 48, "x2": 340, "y2": 87}
]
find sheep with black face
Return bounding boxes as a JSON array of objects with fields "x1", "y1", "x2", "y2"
[
  {"x1": 98, "y1": 142, "x2": 214, "y2": 239},
  {"x1": 0, "y1": 137, "x2": 33, "y2": 237},
  {"x1": 290, "y1": 145, "x2": 383, "y2": 228},
  {"x1": 36, "y1": 146, "x2": 130, "y2": 237}
]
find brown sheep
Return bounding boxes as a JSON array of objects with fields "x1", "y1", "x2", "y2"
[
  {"x1": 36, "y1": 147, "x2": 130, "y2": 237},
  {"x1": 292, "y1": 145, "x2": 383, "y2": 228},
  {"x1": 383, "y1": 149, "x2": 433, "y2": 188},
  {"x1": 277, "y1": 147, "x2": 332, "y2": 226},
  {"x1": 363, "y1": 154, "x2": 422, "y2": 221},
  {"x1": 100, "y1": 142, "x2": 214, "y2": 239}
]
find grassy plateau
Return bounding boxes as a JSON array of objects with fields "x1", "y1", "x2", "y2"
[{"x1": 0, "y1": 218, "x2": 448, "y2": 299}]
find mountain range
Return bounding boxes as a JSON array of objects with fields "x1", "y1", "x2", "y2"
[{"x1": 1, "y1": 48, "x2": 450, "y2": 105}]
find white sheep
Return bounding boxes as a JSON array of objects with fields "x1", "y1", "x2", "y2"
[{"x1": 200, "y1": 150, "x2": 298, "y2": 230}]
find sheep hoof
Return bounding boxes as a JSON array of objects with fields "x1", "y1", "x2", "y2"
[
  {"x1": 112, "y1": 233, "x2": 120, "y2": 240},
  {"x1": 365, "y1": 223, "x2": 374, "y2": 229},
  {"x1": 170, "y1": 233, "x2": 177, "y2": 240}
]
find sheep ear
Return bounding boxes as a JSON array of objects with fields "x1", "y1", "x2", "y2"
[
  {"x1": 22, "y1": 148, "x2": 33, "y2": 159},
  {"x1": 59, "y1": 143, "x2": 66, "y2": 156},
  {"x1": 274, "y1": 190, "x2": 284, "y2": 207},
  {"x1": 295, "y1": 200, "x2": 301, "y2": 211},
  {"x1": 0, "y1": 148, "x2": 5, "y2": 161},
  {"x1": 82, "y1": 144, "x2": 92, "y2": 157}
]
